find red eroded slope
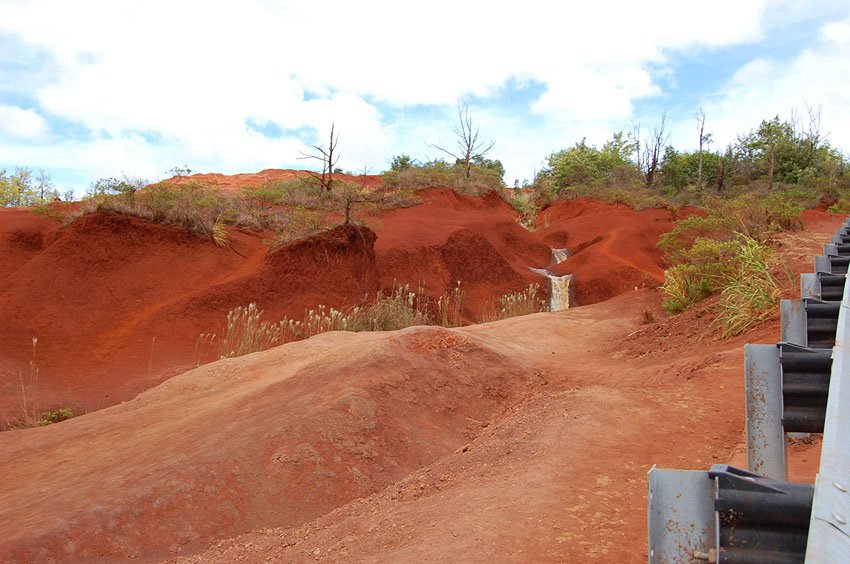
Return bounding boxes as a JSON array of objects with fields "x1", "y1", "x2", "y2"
[
  {"x1": 0, "y1": 184, "x2": 676, "y2": 422},
  {"x1": 0, "y1": 214, "x2": 380, "y2": 416},
  {"x1": 374, "y1": 188, "x2": 553, "y2": 314},
  {"x1": 0, "y1": 208, "x2": 59, "y2": 279},
  {"x1": 536, "y1": 199, "x2": 677, "y2": 304}
]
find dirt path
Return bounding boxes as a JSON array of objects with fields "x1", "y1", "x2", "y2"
[{"x1": 174, "y1": 212, "x2": 843, "y2": 563}]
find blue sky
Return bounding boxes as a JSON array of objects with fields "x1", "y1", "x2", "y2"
[{"x1": 1, "y1": 0, "x2": 850, "y2": 194}]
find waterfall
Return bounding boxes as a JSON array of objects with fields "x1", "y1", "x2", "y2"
[
  {"x1": 549, "y1": 274, "x2": 573, "y2": 311},
  {"x1": 551, "y1": 248, "x2": 569, "y2": 265},
  {"x1": 530, "y1": 266, "x2": 574, "y2": 312}
]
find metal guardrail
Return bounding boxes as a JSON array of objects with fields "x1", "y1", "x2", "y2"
[{"x1": 648, "y1": 219, "x2": 850, "y2": 563}]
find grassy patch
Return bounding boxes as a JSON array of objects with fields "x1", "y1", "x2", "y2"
[
  {"x1": 481, "y1": 283, "x2": 547, "y2": 322},
  {"x1": 202, "y1": 282, "x2": 466, "y2": 360},
  {"x1": 717, "y1": 236, "x2": 780, "y2": 336},
  {"x1": 382, "y1": 161, "x2": 504, "y2": 196}
]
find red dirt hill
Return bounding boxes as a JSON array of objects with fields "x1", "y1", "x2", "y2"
[
  {"x1": 1, "y1": 181, "x2": 677, "y2": 423},
  {"x1": 0, "y1": 178, "x2": 842, "y2": 561}
]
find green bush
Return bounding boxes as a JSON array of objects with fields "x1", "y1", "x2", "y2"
[
  {"x1": 661, "y1": 237, "x2": 737, "y2": 313},
  {"x1": 717, "y1": 236, "x2": 780, "y2": 336},
  {"x1": 661, "y1": 231, "x2": 780, "y2": 334},
  {"x1": 36, "y1": 407, "x2": 76, "y2": 426}
]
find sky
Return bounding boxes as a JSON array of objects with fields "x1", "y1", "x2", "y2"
[{"x1": 2, "y1": 0, "x2": 850, "y2": 194}]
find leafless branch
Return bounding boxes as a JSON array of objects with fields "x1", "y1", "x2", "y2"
[
  {"x1": 298, "y1": 122, "x2": 339, "y2": 191},
  {"x1": 429, "y1": 100, "x2": 494, "y2": 178}
]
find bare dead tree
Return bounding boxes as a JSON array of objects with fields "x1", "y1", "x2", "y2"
[
  {"x1": 299, "y1": 123, "x2": 339, "y2": 192},
  {"x1": 802, "y1": 102, "x2": 824, "y2": 160},
  {"x1": 635, "y1": 111, "x2": 668, "y2": 187},
  {"x1": 694, "y1": 107, "x2": 712, "y2": 186},
  {"x1": 430, "y1": 100, "x2": 495, "y2": 178},
  {"x1": 632, "y1": 123, "x2": 641, "y2": 166}
]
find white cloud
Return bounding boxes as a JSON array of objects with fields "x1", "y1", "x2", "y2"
[
  {"x1": 691, "y1": 15, "x2": 850, "y2": 154},
  {"x1": 1, "y1": 0, "x2": 845, "y2": 187},
  {"x1": 0, "y1": 104, "x2": 48, "y2": 140}
]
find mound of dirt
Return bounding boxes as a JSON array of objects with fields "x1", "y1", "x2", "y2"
[{"x1": 0, "y1": 324, "x2": 544, "y2": 561}]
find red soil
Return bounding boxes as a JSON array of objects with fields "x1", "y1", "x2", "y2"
[
  {"x1": 1, "y1": 184, "x2": 678, "y2": 420},
  {"x1": 536, "y1": 199, "x2": 677, "y2": 305},
  {"x1": 0, "y1": 175, "x2": 844, "y2": 561}
]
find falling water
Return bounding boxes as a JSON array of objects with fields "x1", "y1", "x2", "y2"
[
  {"x1": 551, "y1": 248, "x2": 569, "y2": 265},
  {"x1": 530, "y1": 261, "x2": 574, "y2": 312},
  {"x1": 548, "y1": 274, "x2": 573, "y2": 311}
]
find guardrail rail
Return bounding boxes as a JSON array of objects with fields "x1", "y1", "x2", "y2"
[{"x1": 648, "y1": 218, "x2": 850, "y2": 563}]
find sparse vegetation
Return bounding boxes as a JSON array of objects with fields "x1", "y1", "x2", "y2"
[
  {"x1": 481, "y1": 283, "x2": 547, "y2": 322},
  {"x1": 202, "y1": 282, "x2": 466, "y2": 360},
  {"x1": 36, "y1": 407, "x2": 76, "y2": 426},
  {"x1": 507, "y1": 189, "x2": 539, "y2": 229},
  {"x1": 1, "y1": 338, "x2": 79, "y2": 431},
  {"x1": 382, "y1": 158, "x2": 504, "y2": 196}
]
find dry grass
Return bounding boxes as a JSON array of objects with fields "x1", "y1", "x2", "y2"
[
  {"x1": 481, "y1": 283, "x2": 547, "y2": 322},
  {"x1": 201, "y1": 282, "x2": 466, "y2": 360},
  {"x1": 1, "y1": 338, "x2": 79, "y2": 431}
]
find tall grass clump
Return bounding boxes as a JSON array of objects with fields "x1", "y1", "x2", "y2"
[
  {"x1": 217, "y1": 303, "x2": 285, "y2": 358},
  {"x1": 717, "y1": 236, "x2": 780, "y2": 336},
  {"x1": 481, "y1": 283, "x2": 547, "y2": 322},
  {"x1": 203, "y1": 282, "x2": 466, "y2": 360},
  {"x1": 2, "y1": 337, "x2": 79, "y2": 431},
  {"x1": 661, "y1": 232, "x2": 780, "y2": 334}
]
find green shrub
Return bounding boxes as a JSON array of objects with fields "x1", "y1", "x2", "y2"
[
  {"x1": 717, "y1": 236, "x2": 780, "y2": 336},
  {"x1": 662, "y1": 264, "x2": 714, "y2": 313},
  {"x1": 382, "y1": 160, "x2": 504, "y2": 195},
  {"x1": 828, "y1": 190, "x2": 850, "y2": 213},
  {"x1": 662, "y1": 233, "x2": 780, "y2": 332},
  {"x1": 36, "y1": 407, "x2": 76, "y2": 426}
]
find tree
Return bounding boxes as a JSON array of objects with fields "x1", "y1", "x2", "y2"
[
  {"x1": 694, "y1": 108, "x2": 713, "y2": 186},
  {"x1": 634, "y1": 112, "x2": 668, "y2": 187},
  {"x1": 299, "y1": 123, "x2": 339, "y2": 192},
  {"x1": 0, "y1": 168, "x2": 56, "y2": 207},
  {"x1": 469, "y1": 156, "x2": 505, "y2": 181},
  {"x1": 430, "y1": 100, "x2": 495, "y2": 179},
  {"x1": 166, "y1": 165, "x2": 194, "y2": 177},
  {"x1": 87, "y1": 176, "x2": 147, "y2": 199},
  {"x1": 545, "y1": 133, "x2": 639, "y2": 189},
  {"x1": 390, "y1": 154, "x2": 416, "y2": 171}
]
